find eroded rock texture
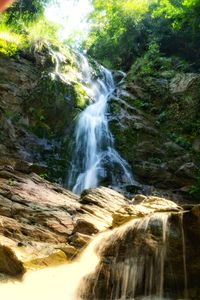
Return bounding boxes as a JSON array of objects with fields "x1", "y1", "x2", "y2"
[
  {"x1": 79, "y1": 210, "x2": 200, "y2": 300},
  {"x1": 109, "y1": 72, "x2": 200, "y2": 200}
]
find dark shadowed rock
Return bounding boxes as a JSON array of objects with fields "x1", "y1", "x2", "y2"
[{"x1": 0, "y1": 245, "x2": 25, "y2": 276}]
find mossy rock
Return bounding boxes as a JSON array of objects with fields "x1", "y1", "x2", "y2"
[{"x1": 73, "y1": 82, "x2": 89, "y2": 109}]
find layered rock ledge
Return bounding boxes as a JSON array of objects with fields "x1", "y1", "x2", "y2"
[{"x1": 0, "y1": 165, "x2": 199, "y2": 282}]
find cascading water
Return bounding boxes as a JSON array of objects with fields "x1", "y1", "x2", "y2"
[
  {"x1": 67, "y1": 53, "x2": 134, "y2": 194},
  {"x1": 77, "y1": 213, "x2": 171, "y2": 300},
  {"x1": 76, "y1": 212, "x2": 189, "y2": 300},
  {"x1": 0, "y1": 212, "x2": 189, "y2": 300}
]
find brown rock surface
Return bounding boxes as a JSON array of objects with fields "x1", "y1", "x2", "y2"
[
  {"x1": 112, "y1": 194, "x2": 181, "y2": 227},
  {"x1": 0, "y1": 164, "x2": 199, "y2": 300},
  {"x1": 0, "y1": 166, "x2": 129, "y2": 276},
  {"x1": 0, "y1": 244, "x2": 25, "y2": 277}
]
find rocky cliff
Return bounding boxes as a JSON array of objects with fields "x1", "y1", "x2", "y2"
[
  {"x1": 0, "y1": 164, "x2": 199, "y2": 299},
  {"x1": 0, "y1": 47, "x2": 88, "y2": 185},
  {"x1": 0, "y1": 47, "x2": 199, "y2": 199},
  {"x1": 110, "y1": 69, "x2": 200, "y2": 200},
  {"x1": 0, "y1": 47, "x2": 200, "y2": 298}
]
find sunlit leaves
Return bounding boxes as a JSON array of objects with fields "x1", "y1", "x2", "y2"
[
  {"x1": 0, "y1": 23, "x2": 27, "y2": 55},
  {"x1": 122, "y1": 0, "x2": 152, "y2": 19},
  {"x1": 0, "y1": 0, "x2": 60, "y2": 56},
  {"x1": 86, "y1": 0, "x2": 157, "y2": 68}
]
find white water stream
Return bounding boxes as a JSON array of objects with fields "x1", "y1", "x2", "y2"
[
  {"x1": 67, "y1": 53, "x2": 134, "y2": 194},
  {"x1": 78, "y1": 213, "x2": 171, "y2": 300},
  {"x1": 0, "y1": 231, "x2": 112, "y2": 300},
  {"x1": 0, "y1": 213, "x2": 183, "y2": 300}
]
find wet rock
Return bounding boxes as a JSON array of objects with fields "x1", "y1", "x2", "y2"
[
  {"x1": 80, "y1": 210, "x2": 200, "y2": 299},
  {"x1": 24, "y1": 249, "x2": 68, "y2": 270},
  {"x1": 57, "y1": 244, "x2": 78, "y2": 259},
  {"x1": 134, "y1": 194, "x2": 147, "y2": 204},
  {"x1": 73, "y1": 219, "x2": 99, "y2": 235},
  {"x1": 0, "y1": 162, "x2": 197, "y2": 293},
  {"x1": 109, "y1": 71, "x2": 200, "y2": 200},
  {"x1": 112, "y1": 205, "x2": 145, "y2": 227},
  {"x1": 0, "y1": 51, "x2": 80, "y2": 184},
  {"x1": 80, "y1": 187, "x2": 127, "y2": 208},
  {"x1": 193, "y1": 136, "x2": 200, "y2": 152},
  {"x1": 0, "y1": 168, "x2": 131, "y2": 276},
  {"x1": 191, "y1": 205, "x2": 200, "y2": 218},
  {"x1": 112, "y1": 70, "x2": 126, "y2": 83},
  {"x1": 137, "y1": 195, "x2": 181, "y2": 211},
  {"x1": 112, "y1": 195, "x2": 181, "y2": 227},
  {"x1": 0, "y1": 245, "x2": 25, "y2": 276},
  {"x1": 175, "y1": 162, "x2": 197, "y2": 180},
  {"x1": 69, "y1": 233, "x2": 92, "y2": 249}
]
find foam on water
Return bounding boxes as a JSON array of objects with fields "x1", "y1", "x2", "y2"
[{"x1": 67, "y1": 53, "x2": 134, "y2": 194}]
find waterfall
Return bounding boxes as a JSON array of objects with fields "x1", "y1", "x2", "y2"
[
  {"x1": 75, "y1": 212, "x2": 189, "y2": 300},
  {"x1": 0, "y1": 231, "x2": 112, "y2": 300},
  {"x1": 77, "y1": 213, "x2": 171, "y2": 300},
  {"x1": 0, "y1": 212, "x2": 189, "y2": 300},
  {"x1": 67, "y1": 53, "x2": 134, "y2": 194}
]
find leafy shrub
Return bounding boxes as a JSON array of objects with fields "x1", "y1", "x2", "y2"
[
  {"x1": 0, "y1": 5, "x2": 59, "y2": 56},
  {"x1": 25, "y1": 18, "x2": 59, "y2": 51},
  {"x1": 169, "y1": 133, "x2": 191, "y2": 150},
  {"x1": 128, "y1": 40, "x2": 185, "y2": 81},
  {"x1": 0, "y1": 24, "x2": 27, "y2": 56}
]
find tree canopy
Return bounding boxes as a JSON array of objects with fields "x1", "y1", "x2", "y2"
[
  {"x1": 84, "y1": 0, "x2": 200, "y2": 70},
  {"x1": 0, "y1": 0, "x2": 200, "y2": 71}
]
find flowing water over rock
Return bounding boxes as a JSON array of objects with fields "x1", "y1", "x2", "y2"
[
  {"x1": 75, "y1": 212, "x2": 191, "y2": 300},
  {"x1": 67, "y1": 53, "x2": 134, "y2": 194},
  {"x1": 77, "y1": 213, "x2": 173, "y2": 300},
  {"x1": 0, "y1": 211, "x2": 191, "y2": 300}
]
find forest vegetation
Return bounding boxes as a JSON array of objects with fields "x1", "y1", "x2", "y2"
[{"x1": 1, "y1": 0, "x2": 200, "y2": 69}]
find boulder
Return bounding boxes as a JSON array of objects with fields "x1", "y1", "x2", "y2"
[
  {"x1": 170, "y1": 73, "x2": 200, "y2": 94},
  {"x1": 0, "y1": 244, "x2": 25, "y2": 276},
  {"x1": 112, "y1": 195, "x2": 181, "y2": 227},
  {"x1": 0, "y1": 167, "x2": 129, "y2": 277},
  {"x1": 191, "y1": 205, "x2": 200, "y2": 218}
]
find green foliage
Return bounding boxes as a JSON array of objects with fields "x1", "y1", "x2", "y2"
[
  {"x1": 128, "y1": 40, "x2": 188, "y2": 83},
  {"x1": 0, "y1": 131, "x2": 6, "y2": 142},
  {"x1": 6, "y1": 0, "x2": 50, "y2": 24},
  {"x1": 25, "y1": 18, "x2": 59, "y2": 51},
  {"x1": 7, "y1": 178, "x2": 15, "y2": 186},
  {"x1": 169, "y1": 133, "x2": 191, "y2": 149},
  {"x1": 0, "y1": 18, "x2": 27, "y2": 56},
  {"x1": 4, "y1": 110, "x2": 21, "y2": 123},
  {"x1": 85, "y1": 0, "x2": 156, "y2": 69},
  {"x1": 151, "y1": 0, "x2": 200, "y2": 66},
  {"x1": 74, "y1": 83, "x2": 88, "y2": 109},
  {"x1": 0, "y1": 0, "x2": 59, "y2": 56},
  {"x1": 86, "y1": 0, "x2": 200, "y2": 70},
  {"x1": 39, "y1": 172, "x2": 49, "y2": 179},
  {"x1": 129, "y1": 41, "x2": 171, "y2": 78}
]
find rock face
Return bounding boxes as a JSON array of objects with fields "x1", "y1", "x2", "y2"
[
  {"x1": 0, "y1": 164, "x2": 199, "y2": 300},
  {"x1": 0, "y1": 49, "x2": 199, "y2": 199},
  {"x1": 0, "y1": 164, "x2": 184, "y2": 276},
  {"x1": 79, "y1": 210, "x2": 200, "y2": 300},
  {"x1": 0, "y1": 244, "x2": 25, "y2": 277},
  {"x1": 0, "y1": 48, "x2": 200, "y2": 297},
  {"x1": 109, "y1": 72, "x2": 200, "y2": 199},
  {"x1": 0, "y1": 166, "x2": 130, "y2": 275},
  {"x1": 0, "y1": 50, "x2": 87, "y2": 184}
]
